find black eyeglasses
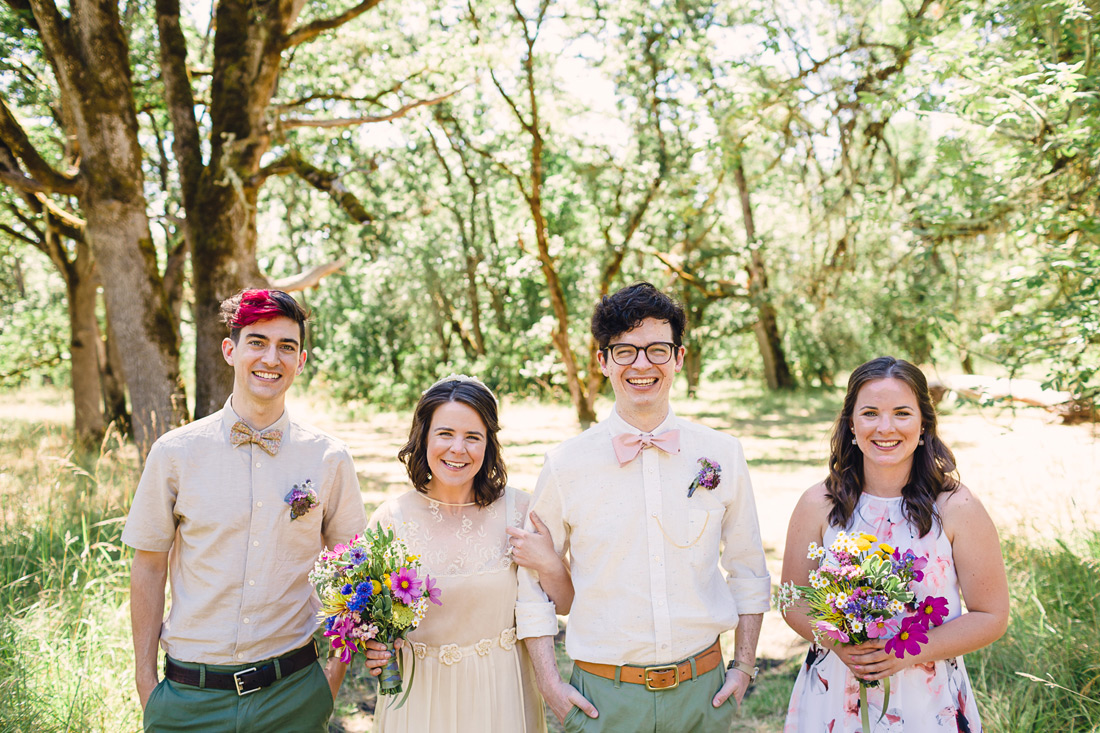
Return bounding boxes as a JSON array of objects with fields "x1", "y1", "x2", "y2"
[{"x1": 604, "y1": 342, "x2": 678, "y2": 366}]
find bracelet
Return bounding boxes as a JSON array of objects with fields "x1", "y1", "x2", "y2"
[{"x1": 727, "y1": 659, "x2": 759, "y2": 685}]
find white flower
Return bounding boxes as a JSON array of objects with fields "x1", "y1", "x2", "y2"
[
  {"x1": 439, "y1": 644, "x2": 462, "y2": 665},
  {"x1": 499, "y1": 628, "x2": 517, "y2": 651},
  {"x1": 412, "y1": 642, "x2": 428, "y2": 660},
  {"x1": 475, "y1": 639, "x2": 493, "y2": 657}
]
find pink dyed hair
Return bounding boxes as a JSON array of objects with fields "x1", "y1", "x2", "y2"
[{"x1": 220, "y1": 289, "x2": 309, "y2": 342}]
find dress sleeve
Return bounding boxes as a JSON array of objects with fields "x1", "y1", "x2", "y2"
[
  {"x1": 516, "y1": 456, "x2": 568, "y2": 639},
  {"x1": 121, "y1": 439, "x2": 179, "y2": 552},
  {"x1": 719, "y1": 437, "x2": 772, "y2": 615}
]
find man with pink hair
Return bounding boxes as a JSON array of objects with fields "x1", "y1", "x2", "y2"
[{"x1": 123, "y1": 289, "x2": 368, "y2": 732}]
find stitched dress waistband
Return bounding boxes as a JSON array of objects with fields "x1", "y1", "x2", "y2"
[{"x1": 410, "y1": 627, "x2": 518, "y2": 665}]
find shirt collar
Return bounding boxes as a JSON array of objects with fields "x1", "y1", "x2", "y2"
[
  {"x1": 222, "y1": 395, "x2": 291, "y2": 436},
  {"x1": 606, "y1": 406, "x2": 678, "y2": 436}
]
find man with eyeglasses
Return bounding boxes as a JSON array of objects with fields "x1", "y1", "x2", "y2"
[{"x1": 515, "y1": 281, "x2": 770, "y2": 732}]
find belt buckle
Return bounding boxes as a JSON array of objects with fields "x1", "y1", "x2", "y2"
[
  {"x1": 643, "y1": 663, "x2": 679, "y2": 691},
  {"x1": 233, "y1": 667, "x2": 260, "y2": 696}
]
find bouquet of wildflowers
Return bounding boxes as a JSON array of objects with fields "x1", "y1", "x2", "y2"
[
  {"x1": 310, "y1": 525, "x2": 442, "y2": 702},
  {"x1": 775, "y1": 530, "x2": 948, "y2": 733}
]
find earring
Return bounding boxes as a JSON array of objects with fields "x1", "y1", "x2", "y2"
[
  {"x1": 851, "y1": 437, "x2": 857, "y2": 445},
  {"x1": 918, "y1": 434, "x2": 925, "y2": 445}
]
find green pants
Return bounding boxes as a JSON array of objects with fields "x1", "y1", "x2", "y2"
[
  {"x1": 143, "y1": 657, "x2": 334, "y2": 733},
  {"x1": 563, "y1": 659, "x2": 737, "y2": 733}
]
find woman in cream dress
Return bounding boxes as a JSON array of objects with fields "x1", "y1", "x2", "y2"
[{"x1": 368, "y1": 375, "x2": 571, "y2": 733}]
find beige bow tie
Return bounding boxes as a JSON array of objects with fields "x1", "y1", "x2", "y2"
[
  {"x1": 611, "y1": 430, "x2": 681, "y2": 465},
  {"x1": 230, "y1": 420, "x2": 283, "y2": 456}
]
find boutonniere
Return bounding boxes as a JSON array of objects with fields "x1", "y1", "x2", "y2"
[
  {"x1": 687, "y1": 458, "x2": 721, "y2": 497},
  {"x1": 284, "y1": 479, "x2": 319, "y2": 520}
]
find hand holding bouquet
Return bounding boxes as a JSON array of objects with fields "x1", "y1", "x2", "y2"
[
  {"x1": 775, "y1": 530, "x2": 947, "y2": 733},
  {"x1": 310, "y1": 526, "x2": 442, "y2": 701}
]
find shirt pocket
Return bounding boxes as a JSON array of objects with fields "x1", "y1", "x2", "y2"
[
  {"x1": 276, "y1": 502, "x2": 325, "y2": 562},
  {"x1": 688, "y1": 507, "x2": 724, "y2": 570}
]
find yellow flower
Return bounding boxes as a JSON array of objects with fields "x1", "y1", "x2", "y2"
[
  {"x1": 383, "y1": 573, "x2": 391, "y2": 589},
  {"x1": 371, "y1": 579, "x2": 382, "y2": 595},
  {"x1": 407, "y1": 554, "x2": 420, "y2": 563},
  {"x1": 855, "y1": 533, "x2": 877, "y2": 552},
  {"x1": 878, "y1": 543, "x2": 894, "y2": 556}
]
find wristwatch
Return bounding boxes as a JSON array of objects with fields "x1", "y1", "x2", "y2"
[{"x1": 727, "y1": 659, "x2": 759, "y2": 685}]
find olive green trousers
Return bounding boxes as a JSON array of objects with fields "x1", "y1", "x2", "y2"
[{"x1": 142, "y1": 657, "x2": 334, "y2": 733}]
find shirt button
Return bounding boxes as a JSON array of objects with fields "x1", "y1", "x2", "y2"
[
  {"x1": 256, "y1": 462, "x2": 261, "y2": 468},
  {"x1": 256, "y1": 501, "x2": 263, "y2": 508},
  {"x1": 253, "y1": 541, "x2": 260, "y2": 547},
  {"x1": 653, "y1": 555, "x2": 660, "y2": 563},
  {"x1": 237, "y1": 653, "x2": 244, "y2": 660},
  {"x1": 658, "y1": 599, "x2": 665, "y2": 606},
  {"x1": 243, "y1": 617, "x2": 250, "y2": 624},
  {"x1": 249, "y1": 580, "x2": 255, "y2": 586},
  {"x1": 661, "y1": 643, "x2": 669, "y2": 649}
]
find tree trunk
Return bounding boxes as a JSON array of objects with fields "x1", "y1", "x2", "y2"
[
  {"x1": 99, "y1": 309, "x2": 130, "y2": 434},
  {"x1": 65, "y1": 238, "x2": 105, "y2": 451},
  {"x1": 28, "y1": 0, "x2": 188, "y2": 454},
  {"x1": 732, "y1": 152, "x2": 796, "y2": 391}
]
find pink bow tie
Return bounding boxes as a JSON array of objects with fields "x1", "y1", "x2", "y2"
[
  {"x1": 611, "y1": 430, "x2": 681, "y2": 465},
  {"x1": 230, "y1": 420, "x2": 283, "y2": 456}
]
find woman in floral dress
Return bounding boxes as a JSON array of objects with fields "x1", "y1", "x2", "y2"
[
  {"x1": 782, "y1": 357, "x2": 1010, "y2": 732},
  {"x1": 367, "y1": 375, "x2": 570, "y2": 733}
]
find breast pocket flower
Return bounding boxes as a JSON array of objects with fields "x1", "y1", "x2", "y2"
[
  {"x1": 284, "y1": 479, "x2": 319, "y2": 520},
  {"x1": 687, "y1": 457, "x2": 721, "y2": 497}
]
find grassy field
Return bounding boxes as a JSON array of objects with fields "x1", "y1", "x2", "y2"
[{"x1": 1, "y1": 384, "x2": 1098, "y2": 732}]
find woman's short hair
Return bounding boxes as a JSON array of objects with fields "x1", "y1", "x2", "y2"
[
  {"x1": 825, "y1": 356, "x2": 959, "y2": 537},
  {"x1": 398, "y1": 377, "x2": 507, "y2": 507}
]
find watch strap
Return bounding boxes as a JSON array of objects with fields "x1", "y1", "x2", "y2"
[{"x1": 727, "y1": 659, "x2": 758, "y2": 684}]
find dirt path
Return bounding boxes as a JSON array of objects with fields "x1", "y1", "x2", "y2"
[{"x1": 290, "y1": 391, "x2": 1100, "y2": 666}]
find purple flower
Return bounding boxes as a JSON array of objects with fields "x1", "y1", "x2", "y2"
[
  {"x1": 284, "y1": 480, "x2": 319, "y2": 520},
  {"x1": 915, "y1": 595, "x2": 949, "y2": 627},
  {"x1": 885, "y1": 616, "x2": 928, "y2": 659},
  {"x1": 390, "y1": 567, "x2": 422, "y2": 605},
  {"x1": 687, "y1": 458, "x2": 722, "y2": 498},
  {"x1": 424, "y1": 574, "x2": 442, "y2": 606},
  {"x1": 349, "y1": 547, "x2": 368, "y2": 565}
]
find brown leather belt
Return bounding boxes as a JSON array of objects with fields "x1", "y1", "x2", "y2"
[
  {"x1": 165, "y1": 640, "x2": 318, "y2": 696},
  {"x1": 574, "y1": 639, "x2": 722, "y2": 691}
]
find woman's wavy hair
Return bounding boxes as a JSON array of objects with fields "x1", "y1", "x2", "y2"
[
  {"x1": 398, "y1": 378, "x2": 507, "y2": 507},
  {"x1": 825, "y1": 356, "x2": 959, "y2": 537}
]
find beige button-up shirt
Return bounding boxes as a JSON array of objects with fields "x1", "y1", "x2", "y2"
[
  {"x1": 122, "y1": 397, "x2": 367, "y2": 664},
  {"x1": 516, "y1": 409, "x2": 770, "y2": 666}
]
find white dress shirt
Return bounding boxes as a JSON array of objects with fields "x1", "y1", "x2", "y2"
[{"x1": 516, "y1": 408, "x2": 770, "y2": 666}]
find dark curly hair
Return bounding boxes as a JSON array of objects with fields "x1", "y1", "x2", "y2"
[
  {"x1": 825, "y1": 356, "x2": 959, "y2": 537},
  {"x1": 591, "y1": 282, "x2": 686, "y2": 349},
  {"x1": 398, "y1": 378, "x2": 507, "y2": 508}
]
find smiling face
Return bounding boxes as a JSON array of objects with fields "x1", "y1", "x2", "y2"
[
  {"x1": 851, "y1": 377, "x2": 923, "y2": 482},
  {"x1": 221, "y1": 316, "x2": 306, "y2": 423},
  {"x1": 424, "y1": 400, "x2": 488, "y2": 500},
  {"x1": 597, "y1": 317, "x2": 685, "y2": 431}
]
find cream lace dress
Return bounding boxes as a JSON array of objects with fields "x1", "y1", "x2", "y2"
[{"x1": 368, "y1": 487, "x2": 547, "y2": 733}]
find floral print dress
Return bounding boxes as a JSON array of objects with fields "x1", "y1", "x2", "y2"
[
  {"x1": 784, "y1": 493, "x2": 982, "y2": 733},
  {"x1": 369, "y1": 487, "x2": 546, "y2": 733}
]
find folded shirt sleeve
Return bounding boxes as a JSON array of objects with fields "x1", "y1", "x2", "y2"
[{"x1": 516, "y1": 455, "x2": 568, "y2": 639}]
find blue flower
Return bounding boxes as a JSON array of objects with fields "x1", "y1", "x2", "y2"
[
  {"x1": 356, "y1": 581, "x2": 374, "y2": 598},
  {"x1": 349, "y1": 547, "x2": 368, "y2": 565},
  {"x1": 341, "y1": 583, "x2": 354, "y2": 595}
]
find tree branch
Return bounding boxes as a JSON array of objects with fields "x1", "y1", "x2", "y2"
[
  {"x1": 280, "y1": 89, "x2": 461, "y2": 129},
  {"x1": 271, "y1": 257, "x2": 348, "y2": 291},
  {"x1": 0, "y1": 95, "x2": 80, "y2": 195},
  {"x1": 256, "y1": 153, "x2": 373, "y2": 223},
  {"x1": 282, "y1": 0, "x2": 385, "y2": 49}
]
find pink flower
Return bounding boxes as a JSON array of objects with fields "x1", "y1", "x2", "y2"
[
  {"x1": 390, "y1": 567, "x2": 422, "y2": 605},
  {"x1": 866, "y1": 617, "x2": 900, "y2": 639},
  {"x1": 915, "y1": 596, "x2": 949, "y2": 627},
  {"x1": 815, "y1": 620, "x2": 850, "y2": 643},
  {"x1": 885, "y1": 616, "x2": 928, "y2": 659},
  {"x1": 424, "y1": 574, "x2": 442, "y2": 606}
]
